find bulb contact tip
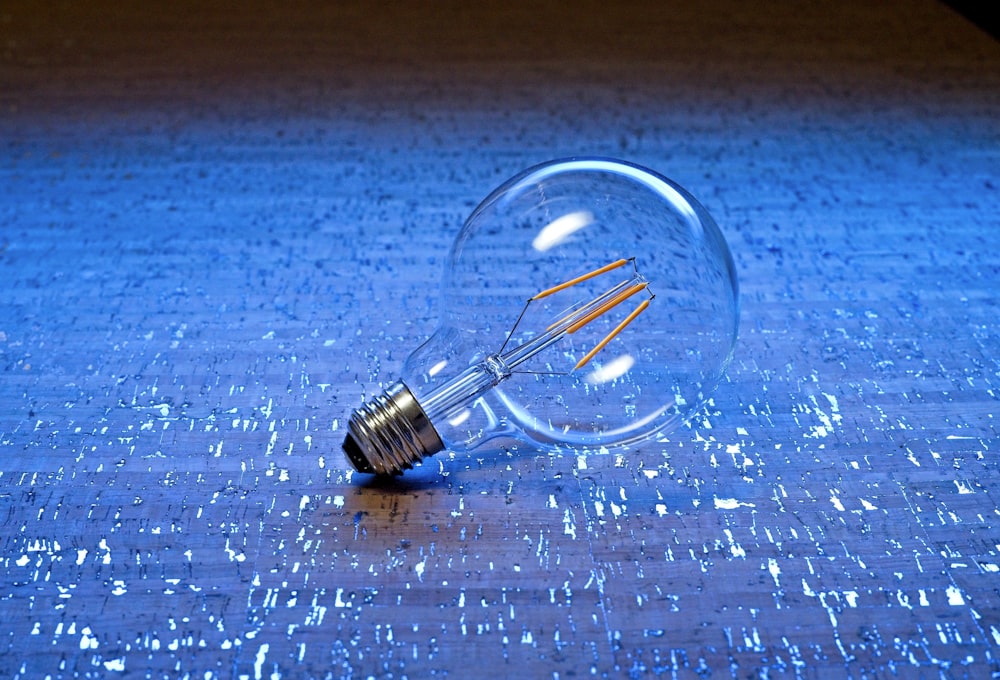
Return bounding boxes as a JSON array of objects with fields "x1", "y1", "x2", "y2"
[
  {"x1": 341, "y1": 432, "x2": 375, "y2": 474},
  {"x1": 342, "y1": 381, "x2": 444, "y2": 475}
]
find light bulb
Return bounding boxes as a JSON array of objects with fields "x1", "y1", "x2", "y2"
[{"x1": 343, "y1": 157, "x2": 739, "y2": 476}]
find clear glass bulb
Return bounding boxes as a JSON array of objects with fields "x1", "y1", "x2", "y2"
[{"x1": 343, "y1": 157, "x2": 739, "y2": 476}]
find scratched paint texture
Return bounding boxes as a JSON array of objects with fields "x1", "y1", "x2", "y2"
[{"x1": 2, "y1": 1, "x2": 999, "y2": 677}]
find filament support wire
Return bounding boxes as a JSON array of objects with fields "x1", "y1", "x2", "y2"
[{"x1": 343, "y1": 382, "x2": 444, "y2": 475}]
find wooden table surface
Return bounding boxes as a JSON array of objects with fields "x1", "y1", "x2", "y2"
[{"x1": 2, "y1": 1, "x2": 998, "y2": 677}]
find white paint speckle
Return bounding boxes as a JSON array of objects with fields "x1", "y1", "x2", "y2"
[
  {"x1": 563, "y1": 509, "x2": 577, "y2": 539},
  {"x1": 768, "y1": 558, "x2": 781, "y2": 587},
  {"x1": 714, "y1": 497, "x2": 755, "y2": 510},
  {"x1": 80, "y1": 626, "x2": 99, "y2": 650},
  {"x1": 103, "y1": 657, "x2": 126, "y2": 672},
  {"x1": 254, "y1": 642, "x2": 269, "y2": 680}
]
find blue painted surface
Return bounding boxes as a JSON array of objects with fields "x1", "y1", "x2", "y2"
[{"x1": 1, "y1": 1, "x2": 999, "y2": 677}]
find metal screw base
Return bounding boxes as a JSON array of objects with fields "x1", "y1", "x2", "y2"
[{"x1": 342, "y1": 382, "x2": 444, "y2": 475}]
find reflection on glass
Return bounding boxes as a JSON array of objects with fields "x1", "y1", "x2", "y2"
[{"x1": 531, "y1": 210, "x2": 594, "y2": 251}]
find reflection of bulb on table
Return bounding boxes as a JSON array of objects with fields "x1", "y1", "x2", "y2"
[{"x1": 343, "y1": 157, "x2": 739, "y2": 476}]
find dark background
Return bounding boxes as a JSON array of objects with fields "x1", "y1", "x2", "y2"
[{"x1": 2, "y1": 1, "x2": 998, "y2": 677}]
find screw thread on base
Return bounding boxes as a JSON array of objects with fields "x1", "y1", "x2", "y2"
[{"x1": 342, "y1": 382, "x2": 444, "y2": 475}]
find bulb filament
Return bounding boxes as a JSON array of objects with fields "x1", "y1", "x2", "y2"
[
  {"x1": 504, "y1": 257, "x2": 653, "y2": 369},
  {"x1": 421, "y1": 258, "x2": 654, "y2": 423},
  {"x1": 530, "y1": 258, "x2": 634, "y2": 300}
]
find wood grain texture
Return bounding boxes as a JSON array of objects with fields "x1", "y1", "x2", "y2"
[{"x1": 2, "y1": 1, "x2": 998, "y2": 677}]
